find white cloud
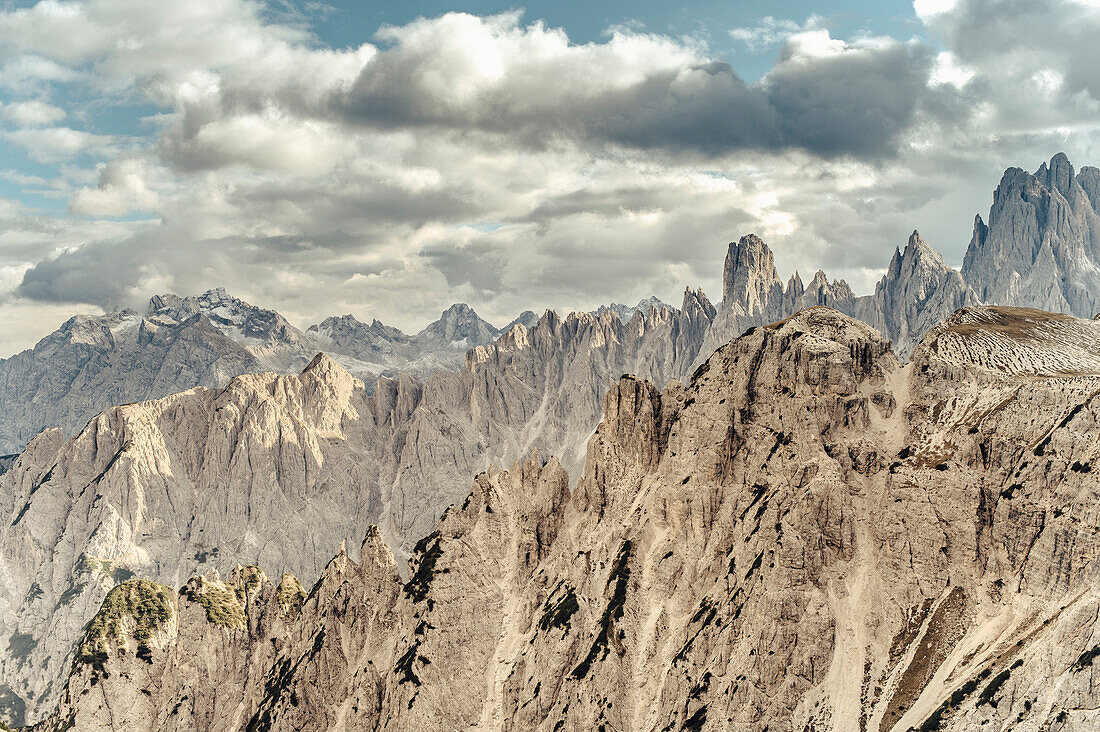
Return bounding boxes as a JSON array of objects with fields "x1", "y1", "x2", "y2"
[
  {"x1": 0, "y1": 100, "x2": 66, "y2": 126},
  {"x1": 69, "y1": 158, "x2": 159, "y2": 216},
  {"x1": 3, "y1": 126, "x2": 115, "y2": 162},
  {"x1": 913, "y1": 0, "x2": 960, "y2": 18}
]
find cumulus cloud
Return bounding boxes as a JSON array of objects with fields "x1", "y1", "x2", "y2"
[
  {"x1": 0, "y1": 100, "x2": 66, "y2": 126},
  {"x1": 328, "y1": 14, "x2": 931, "y2": 159},
  {"x1": 69, "y1": 158, "x2": 159, "y2": 216}
]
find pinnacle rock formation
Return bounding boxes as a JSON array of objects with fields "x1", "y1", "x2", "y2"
[
  {"x1": 962, "y1": 152, "x2": 1100, "y2": 317},
  {"x1": 33, "y1": 305, "x2": 1100, "y2": 731}
]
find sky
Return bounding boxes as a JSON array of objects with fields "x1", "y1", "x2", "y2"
[{"x1": 0, "y1": 0, "x2": 1099, "y2": 356}]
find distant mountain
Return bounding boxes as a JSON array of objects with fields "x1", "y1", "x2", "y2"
[
  {"x1": 0, "y1": 295, "x2": 502, "y2": 455},
  {"x1": 307, "y1": 304, "x2": 500, "y2": 379},
  {"x1": 701, "y1": 229, "x2": 976, "y2": 359},
  {"x1": 0, "y1": 304, "x2": 263, "y2": 455},
  {"x1": 592, "y1": 296, "x2": 671, "y2": 323},
  {"x1": 963, "y1": 152, "x2": 1100, "y2": 317},
  {"x1": 504, "y1": 310, "x2": 540, "y2": 330},
  {"x1": 413, "y1": 302, "x2": 500, "y2": 348}
]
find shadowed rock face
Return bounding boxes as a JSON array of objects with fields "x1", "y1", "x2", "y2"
[{"x1": 31, "y1": 306, "x2": 1100, "y2": 731}]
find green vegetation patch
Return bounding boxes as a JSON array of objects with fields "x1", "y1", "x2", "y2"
[
  {"x1": 76, "y1": 579, "x2": 175, "y2": 669},
  {"x1": 181, "y1": 577, "x2": 247, "y2": 628}
]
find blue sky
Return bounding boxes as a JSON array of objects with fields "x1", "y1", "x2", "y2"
[{"x1": 0, "y1": 0, "x2": 1098, "y2": 356}]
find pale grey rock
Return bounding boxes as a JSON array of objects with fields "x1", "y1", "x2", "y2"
[
  {"x1": 0, "y1": 295, "x2": 506, "y2": 456},
  {"x1": 962, "y1": 152, "x2": 1100, "y2": 318},
  {"x1": 504, "y1": 310, "x2": 540, "y2": 330},
  {"x1": 701, "y1": 231, "x2": 974, "y2": 360},
  {"x1": 149, "y1": 287, "x2": 313, "y2": 372},
  {"x1": 413, "y1": 302, "x2": 500, "y2": 349},
  {"x1": 307, "y1": 303, "x2": 501, "y2": 380},
  {"x1": 33, "y1": 305, "x2": 1100, "y2": 731},
  {"x1": 868, "y1": 230, "x2": 979, "y2": 355},
  {"x1": 592, "y1": 296, "x2": 671, "y2": 323},
  {"x1": 0, "y1": 308, "x2": 264, "y2": 455}
]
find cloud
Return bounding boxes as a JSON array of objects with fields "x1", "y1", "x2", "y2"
[
  {"x1": 3, "y1": 1, "x2": 1100, "y2": 356},
  {"x1": 729, "y1": 16, "x2": 825, "y2": 52},
  {"x1": 329, "y1": 14, "x2": 932, "y2": 159},
  {"x1": 0, "y1": 100, "x2": 66, "y2": 126},
  {"x1": 3, "y1": 126, "x2": 115, "y2": 162},
  {"x1": 69, "y1": 158, "x2": 159, "y2": 216}
]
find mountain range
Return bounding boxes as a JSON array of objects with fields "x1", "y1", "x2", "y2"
[
  {"x1": 30, "y1": 304, "x2": 1100, "y2": 731},
  {"x1": 2, "y1": 153, "x2": 1100, "y2": 727}
]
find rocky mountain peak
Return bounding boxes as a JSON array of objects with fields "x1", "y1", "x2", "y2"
[
  {"x1": 722, "y1": 233, "x2": 782, "y2": 316},
  {"x1": 962, "y1": 152, "x2": 1100, "y2": 318},
  {"x1": 504, "y1": 310, "x2": 540, "y2": 331},
  {"x1": 680, "y1": 287, "x2": 716, "y2": 321},
  {"x1": 417, "y1": 303, "x2": 500, "y2": 347},
  {"x1": 1036, "y1": 151, "x2": 1075, "y2": 197}
]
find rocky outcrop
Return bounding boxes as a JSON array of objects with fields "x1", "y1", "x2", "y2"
[
  {"x1": 34, "y1": 305, "x2": 1100, "y2": 731},
  {"x1": 962, "y1": 152, "x2": 1100, "y2": 317},
  {"x1": 0, "y1": 294, "x2": 717, "y2": 724}
]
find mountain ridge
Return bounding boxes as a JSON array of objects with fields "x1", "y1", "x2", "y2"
[{"x1": 30, "y1": 304, "x2": 1100, "y2": 731}]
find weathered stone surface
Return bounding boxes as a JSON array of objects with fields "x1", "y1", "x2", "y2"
[
  {"x1": 962, "y1": 153, "x2": 1100, "y2": 318},
  {"x1": 31, "y1": 305, "x2": 1100, "y2": 731}
]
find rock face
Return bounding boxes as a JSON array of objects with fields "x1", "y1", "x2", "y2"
[
  {"x1": 0, "y1": 293, "x2": 718, "y2": 724},
  {"x1": 0, "y1": 307, "x2": 264, "y2": 455},
  {"x1": 33, "y1": 305, "x2": 1100, "y2": 731},
  {"x1": 962, "y1": 152, "x2": 1100, "y2": 317},
  {"x1": 0, "y1": 293, "x2": 503, "y2": 455}
]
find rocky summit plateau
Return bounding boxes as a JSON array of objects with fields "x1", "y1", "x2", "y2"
[{"x1": 3, "y1": 155, "x2": 1100, "y2": 731}]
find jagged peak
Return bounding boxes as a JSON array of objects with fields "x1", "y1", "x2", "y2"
[{"x1": 681, "y1": 287, "x2": 715, "y2": 319}]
